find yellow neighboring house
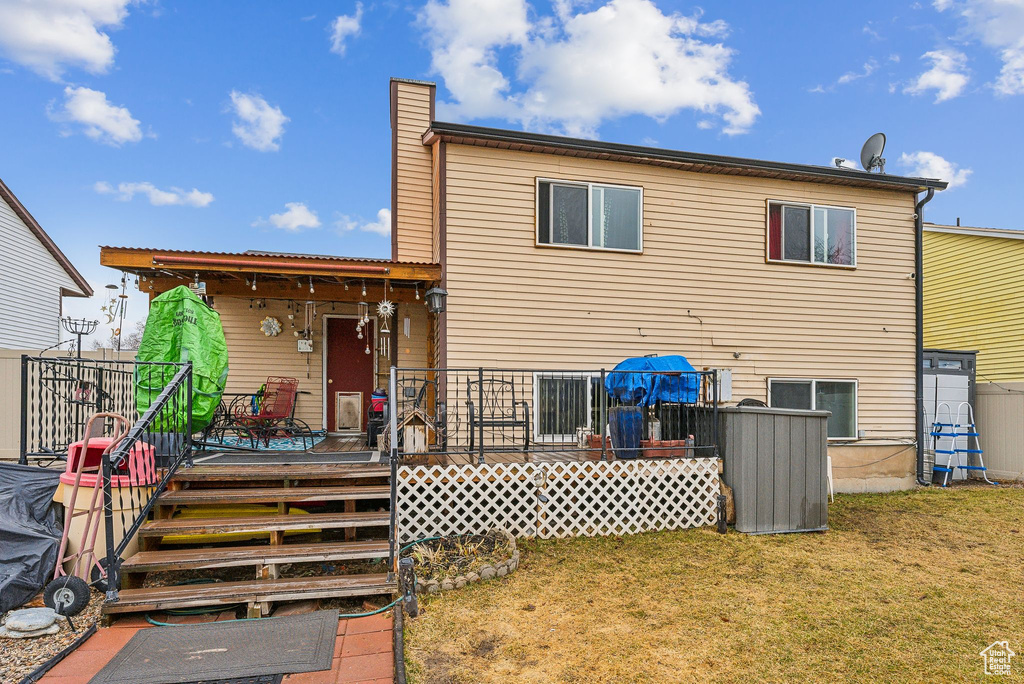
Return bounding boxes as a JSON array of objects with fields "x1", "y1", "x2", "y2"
[{"x1": 924, "y1": 223, "x2": 1024, "y2": 382}]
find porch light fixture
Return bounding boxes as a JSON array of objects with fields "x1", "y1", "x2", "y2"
[
  {"x1": 424, "y1": 287, "x2": 448, "y2": 314},
  {"x1": 361, "y1": 280, "x2": 367, "y2": 297},
  {"x1": 309, "y1": 277, "x2": 315, "y2": 294},
  {"x1": 251, "y1": 274, "x2": 257, "y2": 291},
  {"x1": 415, "y1": 284, "x2": 420, "y2": 300}
]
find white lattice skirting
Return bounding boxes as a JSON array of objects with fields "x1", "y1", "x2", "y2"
[{"x1": 396, "y1": 458, "x2": 721, "y2": 542}]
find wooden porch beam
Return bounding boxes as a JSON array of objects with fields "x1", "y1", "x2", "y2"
[
  {"x1": 143, "y1": 277, "x2": 428, "y2": 304},
  {"x1": 100, "y1": 246, "x2": 441, "y2": 281}
]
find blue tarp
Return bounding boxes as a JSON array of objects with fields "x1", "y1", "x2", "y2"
[{"x1": 604, "y1": 355, "x2": 699, "y2": 406}]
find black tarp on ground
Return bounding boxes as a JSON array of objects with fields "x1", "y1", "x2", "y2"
[{"x1": 0, "y1": 463, "x2": 62, "y2": 613}]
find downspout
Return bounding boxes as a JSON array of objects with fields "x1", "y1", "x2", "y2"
[{"x1": 915, "y1": 187, "x2": 936, "y2": 486}]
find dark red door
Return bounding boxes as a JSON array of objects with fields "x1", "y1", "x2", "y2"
[{"x1": 326, "y1": 317, "x2": 375, "y2": 432}]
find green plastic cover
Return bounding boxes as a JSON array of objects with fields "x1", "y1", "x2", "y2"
[{"x1": 135, "y1": 285, "x2": 229, "y2": 433}]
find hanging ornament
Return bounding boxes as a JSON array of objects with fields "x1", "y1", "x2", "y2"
[
  {"x1": 365, "y1": 342, "x2": 371, "y2": 355},
  {"x1": 376, "y1": 299, "x2": 395, "y2": 320}
]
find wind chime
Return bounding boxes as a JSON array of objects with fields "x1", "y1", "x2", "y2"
[
  {"x1": 356, "y1": 302, "x2": 371, "y2": 354},
  {"x1": 376, "y1": 296, "x2": 395, "y2": 360}
]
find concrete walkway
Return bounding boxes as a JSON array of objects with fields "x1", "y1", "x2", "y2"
[{"x1": 40, "y1": 611, "x2": 394, "y2": 684}]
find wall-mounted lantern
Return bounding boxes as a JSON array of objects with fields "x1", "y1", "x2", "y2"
[{"x1": 424, "y1": 287, "x2": 448, "y2": 314}]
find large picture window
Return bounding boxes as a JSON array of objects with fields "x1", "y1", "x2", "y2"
[
  {"x1": 768, "y1": 378, "x2": 858, "y2": 440},
  {"x1": 768, "y1": 201, "x2": 855, "y2": 266},
  {"x1": 538, "y1": 179, "x2": 642, "y2": 252}
]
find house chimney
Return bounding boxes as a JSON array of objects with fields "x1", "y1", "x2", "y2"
[{"x1": 390, "y1": 78, "x2": 436, "y2": 262}]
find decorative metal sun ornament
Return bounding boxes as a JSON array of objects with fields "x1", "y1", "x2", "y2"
[
  {"x1": 376, "y1": 299, "x2": 395, "y2": 319},
  {"x1": 260, "y1": 316, "x2": 282, "y2": 337}
]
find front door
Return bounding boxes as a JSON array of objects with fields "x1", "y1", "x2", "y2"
[{"x1": 326, "y1": 317, "x2": 375, "y2": 432}]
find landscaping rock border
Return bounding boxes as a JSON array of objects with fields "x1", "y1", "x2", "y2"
[{"x1": 414, "y1": 530, "x2": 519, "y2": 595}]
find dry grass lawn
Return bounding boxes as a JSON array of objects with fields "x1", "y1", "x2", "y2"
[{"x1": 404, "y1": 485, "x2": 1024, "y2": 683}]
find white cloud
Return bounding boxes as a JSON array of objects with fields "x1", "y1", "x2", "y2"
[
  {"x1": 95, "y1": 181, "x2": 214, "y2": 207},
  {"x1": 336, "y1": 208, "x2": 391, "y2": 237},
  {"x1": 228, "y1": 91, "x2": 288, "y2": 151},
  {"x1": 0, "y1": 0, "x2": 132, "y2": 80},
  {"x1": 935, "y1": 0, "x2": 1024, "y2": 95},
  {"x1": 329, "y1": 3, "x2": 363, "y2": 56},
  {"x1": 419, "y1": 0, "x2": 760, "y2": 137},
  {"x1": 50, "y1": 86, "x2": 142, "y2": 145},
  {"x1": 255, "y1": 202, "x2": 321, "y2": 231},
  {"x1": 837, "y1": 59, "x2": 879, "y2": 84},
  {"x1": 899, "y1": 151, "x2": 972, "y2": 189},
  {"x1": 903, "y1": 49, "x2": 969, "y2": 101}
]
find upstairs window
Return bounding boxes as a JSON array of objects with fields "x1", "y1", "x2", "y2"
[
  {"x1": 538, "y1": 179, "x2": 642, "y2": 252},
  {"x1": 768, "y1": 201, "x2": 856, "y2": 266}
]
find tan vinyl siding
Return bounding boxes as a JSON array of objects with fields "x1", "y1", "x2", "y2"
[
  {"x1": 442, "y1": 144, "x2": 918, "y2": 440},
  {"x1": 394, "y1": 82, "x2": 433, "y2": 263},
  {"x1": 215, "y1": 297, "x2": 431, "y2": 430}
]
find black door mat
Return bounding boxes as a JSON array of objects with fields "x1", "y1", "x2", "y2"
[
  {"x1": 192, "y1": 452, "x2": 378, "y2": 465},
  {"x1": 89, "y1": 611, "x2": 338, "y2": 684}
]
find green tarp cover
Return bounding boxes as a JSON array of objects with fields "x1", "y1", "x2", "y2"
[{"x1": 135, "y1": 286, "x2": 228, "y2": 433}]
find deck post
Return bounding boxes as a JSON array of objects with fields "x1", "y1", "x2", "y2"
[
  {"x1": 388, "y1": 366, "x2": 399, "y2": 581},
  {"x1": 477, "y1": 368, "x2": 485, "y2": 465},
  {"x1": 600, "y1": 369, "x2": 607, "y2": 461},
  {"x1": 19, "y1": 355, "x2": 28, "y2": 465}
]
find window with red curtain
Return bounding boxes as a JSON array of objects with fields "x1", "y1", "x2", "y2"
[{"x1": 768, "y1": 203, "x2": 782, "y2": 260}]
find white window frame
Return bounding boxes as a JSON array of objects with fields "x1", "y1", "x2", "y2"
[
  {"x1": 536, "y1": 178, "x2": 644, "y2": 253},
  {"x1": 533, "y1": 372, "x2": 596, "y2": 443},
  {"x1": 766, "y1": 378, "x2": 859, "y2": 441},
  {"x1": 767, "y1": 200, "x2": 857, "y2": 268}
]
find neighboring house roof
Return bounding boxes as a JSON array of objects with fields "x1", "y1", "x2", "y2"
[
  {"x1": 0, "y1": 177, "x2": 92, "y2": 297},
  {"x1": 423, "y1": 122, "x2": 949, "y2": 193},
  {"x1": 924, "y1": 222, "x2": 1024, "y2": 240}
]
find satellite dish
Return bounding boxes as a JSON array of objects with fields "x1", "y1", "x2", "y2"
[{"x1": 860, "y1": 133, "x2": 886, "y2": 173}]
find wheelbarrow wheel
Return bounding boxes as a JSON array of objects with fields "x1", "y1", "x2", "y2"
[
  {"x1": 90, "y1": 557, "x2": 118, "y2": 593},
  {"x1": 43, "y1": 576, "x2": 91, "y2": 616}
]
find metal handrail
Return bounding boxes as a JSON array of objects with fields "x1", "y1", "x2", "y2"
[{"x1": 101, "y1": 363, "x2": 193, "y2": 601}]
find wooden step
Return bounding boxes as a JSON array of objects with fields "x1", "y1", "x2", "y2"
[
  {"x1": 121, "y1": 540, "x2": 391, "y2": 574},
  {"x1": 157, "y1": 485, "x2": 390, "y2": 506},
  {"x1": 102, "y1": 574, "x2": 395, "y2": 614},
  {"x1": 171, "y1": 464, "x2": 390, "y2": 483},
  {"x1": 139, "y1": 511, "x2": 390, "y2": 538}
]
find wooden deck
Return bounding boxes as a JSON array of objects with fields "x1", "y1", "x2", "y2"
[
  {"x1": 408, "y1": 451, "x2": 601, "y2": 465},
  {"x1": 312, "y1": 435, "x2": 370, "y2": 452}
]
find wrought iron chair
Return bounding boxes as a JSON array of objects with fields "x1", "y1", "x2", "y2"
[
  {"x1": 465, "y1": 377, "x2": 530, "y2": 452},
  {"x1": 205, "y1": 377, "x2": 316, "y2": 449}
]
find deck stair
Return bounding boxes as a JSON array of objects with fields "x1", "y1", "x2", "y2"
[{"x1": 104, "y1": 462, "x2": 397, "y2": 618}]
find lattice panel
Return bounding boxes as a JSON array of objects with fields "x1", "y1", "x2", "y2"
[
  {"x1": 396, "y1": 463, "x2": 539, "y2": 542},
  {"x1": 397, "y1": 459, "x2": 720, "y2": 542},
  {"x1": 536, "y1": 459, "x2": 720, "y2": 538}
]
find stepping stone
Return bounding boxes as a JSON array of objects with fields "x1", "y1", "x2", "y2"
[
  {"x1": 2, "y1": 607, "x2": 64, "y2": 632},
  {"x1": 0, "y1": 623, "x2": 61, "y2": 639}
]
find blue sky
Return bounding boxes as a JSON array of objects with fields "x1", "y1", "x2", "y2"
[{"x1": 1, "y1": 0, "x2": 1022, "y2": 333}]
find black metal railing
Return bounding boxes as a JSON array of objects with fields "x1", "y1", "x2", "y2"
[
  {"x1": 387, "y1": 367, "x2": 719, "y2": 465},
  {"x1": 100, "y1": 363, "x2": 193, "y2": 601},
  {"x1": 19, "y1": 356, "x2": 188, "y2": 465}
]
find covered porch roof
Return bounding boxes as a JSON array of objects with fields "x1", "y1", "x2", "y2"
[{"x1": 100, "y1": 246, "x2": 441, "y2": 303}]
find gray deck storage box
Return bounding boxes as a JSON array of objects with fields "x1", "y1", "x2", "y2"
[{"x1": 719, "y1": 406, "x2": 829, "y2": 534}]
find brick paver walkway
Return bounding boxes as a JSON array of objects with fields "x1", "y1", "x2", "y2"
[{"x1": 39, "y1": 611, "x2": 394, "y2": 684}]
